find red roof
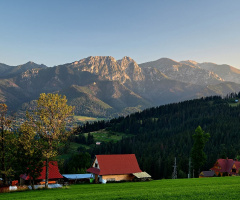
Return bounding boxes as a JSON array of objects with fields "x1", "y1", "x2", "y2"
[
  {"x1": 87, "y1": 167, "x2": 100, "y2": 175},
  {"x1": 210, "y1": 159, "x2": 240, "y2": 174},
  {"x1": 87, "y1": 154, "x2": 142, "y2": 175},
  {"x1": 20, "y1": 161, "x2": 63, "y2": 180}
]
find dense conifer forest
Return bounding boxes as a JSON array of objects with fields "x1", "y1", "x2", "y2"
[{"x1": 75, "y1": 94, "x2": 240, "y2": 179}]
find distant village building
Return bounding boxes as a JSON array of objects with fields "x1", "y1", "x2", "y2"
[
  {"x1": 87, "y1": 154, "x2": 151, "y2": 183},
  {"x1": 199, "y1": 171, "x2": 216, "y2": 178},
  {"x1": 20, "y1": 161, "x2": 63, "y2": 185},
  {"x1": 210, "y1": 158, "x2": 240, "y2": 176}
]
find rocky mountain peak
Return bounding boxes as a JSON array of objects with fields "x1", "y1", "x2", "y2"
[{"x1": 180, "y1": 60, "x2": 199, "y2": 66}]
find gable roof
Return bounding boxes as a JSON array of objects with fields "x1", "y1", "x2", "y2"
[
  {"x1": 210, "y1": 159, "x2": 240, "y2": 174},
  {"x1": 87, "y1": 154, "x2": 142, "y2": 175},
  {"x1": 20, "y1": 161, "x2": 63, "y2": 180}
]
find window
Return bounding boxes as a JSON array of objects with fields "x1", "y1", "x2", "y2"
[
  {"x1": 95, "y1": 163, "x2": 98, "y2": 168},
  {"x1": 232, "y1": 169, "x2": 236, "y2": 173}
]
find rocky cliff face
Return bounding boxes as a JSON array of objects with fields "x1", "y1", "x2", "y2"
[
  {"x1": 1, "y1": 56, "x2": 240, "y2": 117},
  {"x1": 70, "y1": 56, "x2": 145, "y2": 84},
  {"x1": 140, "y1": 58, "x2": 223, "y2": 85},
  {"x1": 181, "y1": 60, "x2": 240, "y2": 84}
]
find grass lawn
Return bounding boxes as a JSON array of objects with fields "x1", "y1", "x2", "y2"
[
  {"x1": 1, "y1": 177, "x2": 240, "y2": 200},
  {"x1": 84, "y1": 130, "x2": 133, "y2": 143}
]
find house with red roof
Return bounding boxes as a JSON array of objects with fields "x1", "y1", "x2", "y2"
[
  {"x1": 210, "y1": 158, "x2": 240, "y2": 176},
  {"x1": 87, "y1": 154, "x2": 151, "y2": 183},
  {"x1": 20, "y1": 161, "x2": 63, "y2": 185}
]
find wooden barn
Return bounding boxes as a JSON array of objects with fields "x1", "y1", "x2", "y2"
[
  {"x1": 20, "y1": 161, "x2": 63, "y2": 185},
  {"x1": 87, "y1": 154, "x2": 151, "y2": 183},
  {"x1": 210, "y1": 158, "x2": 240, "y2": 176}
]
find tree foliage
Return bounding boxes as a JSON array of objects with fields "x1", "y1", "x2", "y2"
[
  {"x1": 190, "y1": 126, "x2": 210, "y2": 177},
  {"x1": 63, "y1": 152, "x2": 91, "y2": 174},
  {"x1": 76, "y1": 95, "x2": 240, "y2": 179},
  {"x1": 35, "y1": 93, "x2": 73, "y2": 188},
  {"x1": 16, "y1": 115, "x2": 44, "y2": 189},
  {"x1": 0, "y1": 103, "x2": 14, "y2": 185}
]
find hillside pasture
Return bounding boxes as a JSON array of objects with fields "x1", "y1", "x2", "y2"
[
  {"x1": 84, "y1": 130, "x2": 133, "y2": 143},
  {"x1": 74, "y1": 115, "x2": 107, "y2": 122},
  {"x1": 1, "y1": 177, "x2": 240, "y2": 200}
]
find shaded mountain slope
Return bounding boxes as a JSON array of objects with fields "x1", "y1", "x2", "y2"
[
  {"x1": 1, "y1": 56, "x2": 240, "y2": 117},
  {"x1": 0, "y1": 62, "x2": 47, "y2": 78}
]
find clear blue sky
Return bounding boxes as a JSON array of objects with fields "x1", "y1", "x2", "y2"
[{"x1": 0, "y1": 0, "x2": 240, "y2": 67}]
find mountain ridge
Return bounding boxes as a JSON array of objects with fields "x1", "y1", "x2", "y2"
[{"x1": 1, "y1": 56, "x2": 240, "y2": 117}]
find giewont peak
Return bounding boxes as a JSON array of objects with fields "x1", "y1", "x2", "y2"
[
  {"x1": 118, "y1": 56, "x2": 137, "y2": 66},
  {"x1": 180, "y1": 60, "x2": 198, "y2": 66},
  {"x1": 88, "y1": 56, "x2": 116, "y2": 62}
]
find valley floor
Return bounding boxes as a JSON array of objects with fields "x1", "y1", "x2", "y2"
[{"x1": 1, "y1": 177, "x2": 240, "y2": 200}]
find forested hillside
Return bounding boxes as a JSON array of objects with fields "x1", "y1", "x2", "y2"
[{"x1": 76, "y1": 94, "x2": 240, "y2": 179}]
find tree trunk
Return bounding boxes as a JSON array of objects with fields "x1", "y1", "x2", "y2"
[
  {"x1": 31, "y1": 178, "x2": 35, "y2": 190},
  {"x1": 45, "y1": 158, "x2": 49, "y2": 188}
]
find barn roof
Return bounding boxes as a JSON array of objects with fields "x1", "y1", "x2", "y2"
[
  {"x1": 20, "y1": 161, "x2": 63, "y2": 180},
  {"x1": 87, "y1": 154, "x2": 142, "y2": 175},
  {"x1": 210, "y1": 159, "x2": 240, "y2": 174}
]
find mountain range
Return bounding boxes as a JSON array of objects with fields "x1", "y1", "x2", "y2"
[{"x1": 1, "y1": 56, "x2": 240, "y2": 117}]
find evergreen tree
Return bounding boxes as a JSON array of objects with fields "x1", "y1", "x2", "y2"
[{"x1": 191, "y1": 126, "x2": 210, "y2": 177}]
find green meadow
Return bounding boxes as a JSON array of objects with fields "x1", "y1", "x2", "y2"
[
  {"x1": 1, "y1": 177, "x2": 240, "y2": 200},
  {"x1": 74, "y1": 115, "x2": 107, "y2": 122},
  {"x1": 83, "y1": 130, "x2": 134, "y2": 143}
]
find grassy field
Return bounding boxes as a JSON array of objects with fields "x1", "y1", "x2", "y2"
[
  {"x1": 1, "y1": 177, "x2": 240, "y2": 199},
  {"x1": 83, "y1": 130, "x2": 133, "y2": 143},
  {"x1": 58, "y1": 130, "x2": 131, "y2": 159},
  {"x1": 74, "y1": 115, "x2": 107, "y2": 122}
]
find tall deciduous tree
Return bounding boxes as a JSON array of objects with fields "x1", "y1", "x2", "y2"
[
  {"x1": 17, "y1": 115, "x2": 44, "y2": 190},
  {"x1": 0, "y1": 103, "x2": 13, "y2": 185},
  {"x1": 36, "y1": 93, "x2": 73, "y2": 188},
  {"x1": 190, "y1": 126, "x2": 210, "y2": 177}
]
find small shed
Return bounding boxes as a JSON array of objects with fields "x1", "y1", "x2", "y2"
[
  {"x1": 199, "y1": 171, "x2": 216, "y2": 178},
  {"x1": 62, "y1": 174, "x2": 93, "y2": 184},
  {"x1": 133, "y1": 172, "x2": 152, "y2": 181}
]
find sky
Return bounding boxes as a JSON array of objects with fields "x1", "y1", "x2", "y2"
[{"x1": 0, "y1": 0, "x2": 240, "y2": 68}]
